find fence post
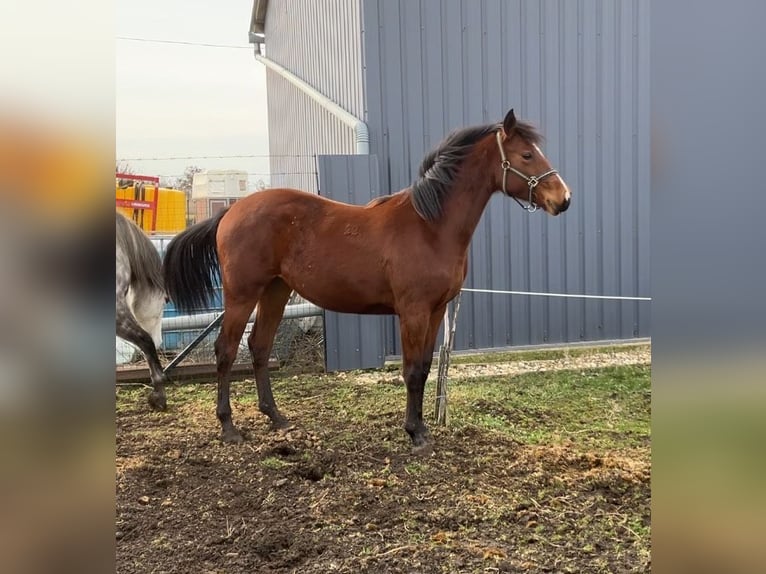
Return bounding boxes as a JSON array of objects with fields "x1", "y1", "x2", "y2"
[
  {"x1": 313, "y1": 154, "x2": 321, "y2": 195},
  {"x1": 434, "y1": 292, "x2": 462, "y2": 425}
]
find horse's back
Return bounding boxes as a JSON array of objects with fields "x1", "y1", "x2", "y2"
[
  {"x1": 216, "y1": 188, "x2": 405, "y2": 309},
  {"x1": 223, "y1": 187, "x2": 393, "y2": 233},
  {"x1": 233, "y1": 187, "x2": 361, "y2": 211}
]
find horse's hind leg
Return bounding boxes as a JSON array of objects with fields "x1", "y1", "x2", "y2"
[
  {"x1": 214, "y1": 296, "x2": 258, "y2": 444},
  {"x1": 247, "y1": 278, "x2": 293, "y2": 430},
  {"x1": 116, "y1": 301, "x2": 168, "y2": 411}
]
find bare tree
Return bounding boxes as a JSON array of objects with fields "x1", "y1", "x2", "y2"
[
  {"x1": 159, "y1": 176, "x2": 176, "y2": 188},
  {"x1": 175, "y1": 165, "x2": 203, "y2": 194},
  {"x1": 116, "y1": 162, "x2": 136, "y2": 188}
]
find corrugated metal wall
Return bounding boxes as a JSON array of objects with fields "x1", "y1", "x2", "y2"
[
  {"x1": 264, "y1": 0, "x2": 364, "y2": 117},
  {"x1": 360, "y1": 0, "x2": 651, "y2": 355},
  {"x1": 263, "y1": 0, "x2": 365, "y2": 192},
  {"x1": 258, "y1": 0, "x2": 650, "y2": 363}
]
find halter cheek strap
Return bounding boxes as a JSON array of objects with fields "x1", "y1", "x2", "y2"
[{"x1": 496, "y1": 130, "x2": 558, "y2": 214}]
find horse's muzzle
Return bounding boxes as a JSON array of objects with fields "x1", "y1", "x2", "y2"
[{"x1": 545, "y1": 197, "x2": 571, "y2": 215}]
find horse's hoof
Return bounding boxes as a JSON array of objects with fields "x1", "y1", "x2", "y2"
[
  {"x1": 411, "y1": 442, "x2": 434, "y2": 457},
  {"x1": 148, "y1": 393, "x2": 167, "y2": 412},
  {"x1": 221, "y1": 429, "x2": 244, "y2": 444},
  {"x1": 269, "y1": 418, "x2": 294, "y2": 432}
]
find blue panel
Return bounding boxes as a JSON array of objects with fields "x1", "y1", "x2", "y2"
[
  {"x1": 380, "y1": 0, "x2": 406, "y2": 194},
  {"x1": 562, "y1": 0, "x2": 582, "y2": 342},
  {"x1": 318, "y1": 154, "x2": 386, "y2": 371},
  {"x1": 421, "y1": 0, "x2": 445, "y2": 152},
  {"x1": 443, "y1": 0, "x2": 465, "y2": 128},
  {"x1": 636, "y1": 0, "x2": 651, "y2": 338},
  {"x1": 580, "y1": 0, "x2": 601, "y2": 341},
  {"x1": 598, "y1": 0, "x2": 618, "y2": 341},
  {"x1": 617, "y1": 0, "x2": 636, "y2": 339},
  {"x1": 361, "y1": 1, "x2": 385, "y2": 173},
  {"x1": 402, "y1": 0, "x2": 425, "y2": 182},
  {"x1": 461, "y1": 0, "x2": 484, "y2": 126},
  {"x1": 541, "y1": 0, "x2": 563, "y2": 344}
]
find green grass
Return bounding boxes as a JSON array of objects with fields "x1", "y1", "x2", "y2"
[
  {"x1": 445, "y1": 364, "x2": 650, "y2": 448},
  {"x1": 260, "y1": 456, "x2": 291, "y2": 470},
  {"x1": 118, "y1": 347, "x2": 650, "y2": 451},
  {"x1": 116, "y1": 388, "x2": 142, "y2": 412},
  {"x1": 270, "y1": 360, "x2": 650, "y2": 451},
  {"x1": 404, "y1": 461, "x2": 428, "y2": 475},
  {"x1": 385, "y1": 342, "x2": 650, "y2": 367}
]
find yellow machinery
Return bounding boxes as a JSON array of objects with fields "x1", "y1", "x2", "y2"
[{"x1": 116, "y1": 174, "x2": 187, "y2": 233}]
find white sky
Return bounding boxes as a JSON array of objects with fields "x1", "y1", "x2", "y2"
[{"x1": 116, "y1": 0, "x2": 270, "y2": 188}]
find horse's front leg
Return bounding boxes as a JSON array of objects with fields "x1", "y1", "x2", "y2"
[
  {"x1": 147, "y1": 365, "x2": 168, "y2": 412},
  {"x1": 116, "y1": 300, "x2": 168, "y2": 411},
  {"x1": 399, "y1": 307, "x2": 445, "y2": 454}
]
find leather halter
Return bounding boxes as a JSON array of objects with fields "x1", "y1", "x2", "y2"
[{"x1": 496, "y1": 130, "x2": 558, "y2": 213}]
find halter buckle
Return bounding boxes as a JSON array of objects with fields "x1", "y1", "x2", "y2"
[{"x1": 501, "y1": 159, "x2": 511, "y2": 170}]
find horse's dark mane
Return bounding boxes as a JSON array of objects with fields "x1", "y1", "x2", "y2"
[
  {"x1": 410, "y1": 120, "x2": 542, "y2": 221},
  {"x1": 116, "y1": 211, "x2": 164, "y2": 293}
]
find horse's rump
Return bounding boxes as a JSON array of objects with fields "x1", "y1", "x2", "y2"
[{"x1": 116, "y1": 212, "x2": 164, "y2": 294}]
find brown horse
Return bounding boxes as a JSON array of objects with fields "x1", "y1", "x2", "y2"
[{"x1": 162, "y1": 109, "x2": 571, "y2": 453}]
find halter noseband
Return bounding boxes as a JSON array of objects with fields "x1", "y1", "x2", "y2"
[{"x1": 496, "y1": 130, "x2": 558, "y2": 213}]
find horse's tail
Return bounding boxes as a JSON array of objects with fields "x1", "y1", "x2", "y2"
[{"x1": 162, "y1": 209, "x2": 228, "y2": 313}]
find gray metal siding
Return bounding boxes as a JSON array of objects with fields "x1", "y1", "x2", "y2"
[
  {"x1": 264, "y1": 0, "x2": 364, "y2": 117},
  {"x1": 259, "y1": 0, "x2": 650, "y2": 362},
  {"x1": 263, "y1": 0, "x2": 364, "y2": 192},
  {"x1": 361, "y1": 0, "x2": 651, "y2": 355},
  {"x1": 266, "y1": 70, "x2": 355, "y2": 193}
]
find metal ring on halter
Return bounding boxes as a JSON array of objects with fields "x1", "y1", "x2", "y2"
[{"x1": 525, "y1": 190, "x2": 539, "y2": 213}]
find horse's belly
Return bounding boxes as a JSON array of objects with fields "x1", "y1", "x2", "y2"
[
  {"x1": 317, "y1": 299, "x2": 395, "y2": 315},
  {"x1": 281, "y1": 269, "x2": 394, "y2": 315}
]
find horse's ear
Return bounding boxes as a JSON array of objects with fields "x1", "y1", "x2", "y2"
[{"x1": 502, "y1": 108, "x2": 517, "y2": 135}]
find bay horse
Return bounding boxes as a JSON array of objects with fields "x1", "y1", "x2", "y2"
[
  {"x1": 116, "y1": 211, "x2": 168, "y2": 410},
  {"x1": 162, "y1": 108, "x2": 571, "y2": 452}
]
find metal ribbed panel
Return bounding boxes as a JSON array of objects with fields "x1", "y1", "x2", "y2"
[
  {"x1": 360, "y1": 0, "x2": 650, "y2": 354},
  {"x1": 265, "y1": 70, "x2": 357, "y2": 193},
  {"x1": 262, "y1": 0, "x2": 364, "y2": 192},
  {"x1": 260, "y1": 0, "x2": 650, "y2": 360},
  {"x1": 264, "y1": 0, "x2": 364, "y2": 118}
]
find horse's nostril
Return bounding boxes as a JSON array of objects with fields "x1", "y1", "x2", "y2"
[{"x1": 560, "y1": 197, "x2": 571, "y2": 212}]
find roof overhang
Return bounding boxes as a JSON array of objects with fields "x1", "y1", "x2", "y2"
[{"x1": 249, "y1": 0, "x2": 268, "y2": 45}]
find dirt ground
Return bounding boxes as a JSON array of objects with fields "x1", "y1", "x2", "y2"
[{"x1": 116, "y1": 345, "x2": 650, "y2": 573}]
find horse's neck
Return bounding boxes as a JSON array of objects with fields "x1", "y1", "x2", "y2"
[{"x1": 440, "y1": 175, "x2": 495, "y2": 250}]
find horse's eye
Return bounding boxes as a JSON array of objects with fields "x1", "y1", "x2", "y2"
[{"x1": 522, "y1": 152, "x2": 533, "y2": 160}]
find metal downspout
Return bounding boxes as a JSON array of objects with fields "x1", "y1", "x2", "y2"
[{"x1": 254, "y1": 53, "x2": 369, "y2": 155}]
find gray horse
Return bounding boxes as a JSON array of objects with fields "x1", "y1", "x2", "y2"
[{"x1": 116, "y1": 211, "x2": 168, "y2": 410}]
